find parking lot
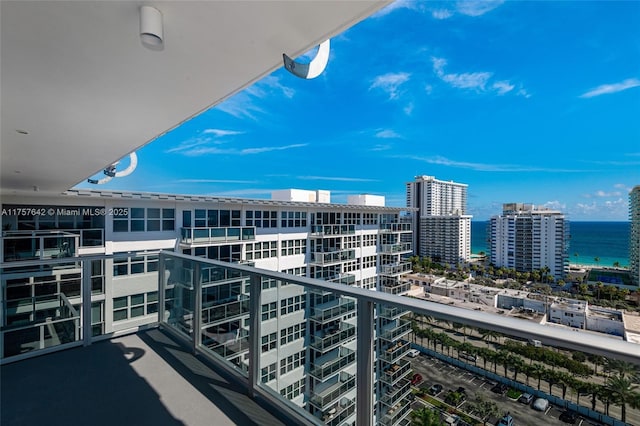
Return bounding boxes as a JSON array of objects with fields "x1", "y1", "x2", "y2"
[{"x1": 410, "y1": 353, "x2": 593, "y2": 426}]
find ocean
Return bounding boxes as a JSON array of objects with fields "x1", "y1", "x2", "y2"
[{"x1": 471, "y1": 221, "x2": 630, "y2": 268}]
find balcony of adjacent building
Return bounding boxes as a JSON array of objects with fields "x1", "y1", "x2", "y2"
[
  {"x1": 310, "y1": 249, "x2": 356, "y2": 266},
  {"x1": 310, "y1": 297, "x2": 356, "y2": 324},
  {"x1": 379, "y1": 223, "x2": 412, "y2": 234},
  {"x1": 310, "y1": 225, "x2": 355, "y2": 237},
  {"x1": 378, "y1": 319, "x2": 411, "y2": 343},
  {"x1": 379, "y1": 262, "x2": 411, "y2": 277},
  {"x1": 309, "y1": 347, "x2": 356, "y2": 381},
  {"x1": 310, "y1": 322, "x2": 356, "y2": 353},
  {"x1": 2, "y1": 231, "x2": 80, "y2": 263},
  {"x1": 308, "y1": 371, "x2": 356, "y2": 411},
  {"x1": 379, "y1": 378, "x2": 411, "y2": 408},
  {"x1": 378, "y1": 396, "x2": 412, "y2": 426},
  {"x1": 379, "y1": 243, "x2": 412, "y2": 255},
  {"x1": 179, "y1": 227, "x2": 255, "y2": 246},
  {"x1": 378, "y1": 340, "x2": 410, "y2": 364},
  {"x1": 380, "y1": 358, "x2": 411, "y2": 387}
]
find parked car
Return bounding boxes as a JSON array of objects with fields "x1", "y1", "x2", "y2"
[
  {"x1": 491, "y1": 383, "x2": 508, "y2": 394},
  {"x1": 456, "y1": 387, "x2": 466, "y2": 394},
  {"x1": 411, "y1": 373, "x2": 423, "y2": 385},
  {"x1": 518, "y1": 393, "x2": 533, "y2": 404},
  {"x1": 408, "y1": 349, "x2": 420, "y2": 358},
  {"x1": 532, "y1": 398, "x2": 549, "y2": 411},
  {"x1": 428, "y1": 383, "x2": 443, "y2": 395},
  {"x1": 460, "y1": 351, "x2": 477, "y2": 362},
  {"x1": 496, "y1": 414, "x2": 514, "y2": 426},
  {"x1": 559, "y1": 410, "x2": 578, "y2": 423}
]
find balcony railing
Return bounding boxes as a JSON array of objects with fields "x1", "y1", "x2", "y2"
[
  {"x1": 2, "y1": 231, "x2": 79, "y2": 263},
  {"x1": 180, "y1": 227, "x2": 255, "y2": 245},
  {"x1": 379, "y1": 262, "x2": 411, "y2": 276},
  {"x1": 380, "y1": 358, "x2": 411, "y2": 386},
  {"x1": 379, "y1": 223, "x2": 411, "y2": 233},
  {"x1": 310, "y1": 347, "x2": 356, "y2": 381},
  {"x1": 309, "y1": 373, "x2": 356, "y2": 409},
  {"x1": 310, "y1": 225, "x2": 355, "y2": 236},
  {"x1": 379, "y1": 378, "x2": 411, "y2": 407},
  {"x1": 310, "y1": 249, "x2": 356, "y2": 266},
  {"x1": 323, "y1": 397, "x2": 355, "y2": 426},
  {"x1": 310, "y1": 298, "x2": 355, "y2": 323},
  {"x1": 379, "y1": 305, "x2": 410, "y2": 320},
  {"x1": 379, "y1": 243, "x2": 412, "y2": 254},
  {"x1": 310, "y1": 323, "x2": 356, "y2": 352},
  {"x1": 379, "y1": 340, "x2": 410, "y2": 364},
  {"x1": 3, "y1": 251, "x2": 639, "y2": 426}
]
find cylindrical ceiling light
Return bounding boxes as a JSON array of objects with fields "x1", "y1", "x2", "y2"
[{"x1": 140, "y1": 6, "x2": 163, "y2": 50}]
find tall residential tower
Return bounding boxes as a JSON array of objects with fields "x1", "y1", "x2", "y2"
[
  {"x1": 490, "y1": 203, "x2": 568, "y2": 280},
  {"x1": 406, "y1": 176, "x2": 471, "y2": 265},
  {"x1": 630, "y1": 186, "x2": 640, "y2": 287}
]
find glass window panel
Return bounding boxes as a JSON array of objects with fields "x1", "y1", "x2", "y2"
[
  {"x1": 113, "y1": 296, "x2": 128, "y2": 309},
  {"x1": 131, "y1": 294, "x2": 144, "y2": 305},
  {"x1": 131, "y1": 208, "x2": 145, "y2": 219},
  {"x1": 113, "y1": 220, "x2": 128, "y2": 232},
  {"x1": 163, "y1": 208, "x2": 175, "y2": 219},
  {"x1": 147, "y1": 220, "x2": 160, "y2": 231},
  {"x1": 131, "y1": 306, "x2": 145, "y2": 317},
  {"x1": 147, "y1": 208, "x2": 160, "y2": 218},
  {"x1": 131, "y1": 220, "x2": 145, "y2": 232},
  {"x1": 113, "y1": 310, "x2": 128, "y2": 321}
]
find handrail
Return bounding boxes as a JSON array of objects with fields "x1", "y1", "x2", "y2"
[{"x1": 159, "y1": 251, "x2": 640, "y2": 363}]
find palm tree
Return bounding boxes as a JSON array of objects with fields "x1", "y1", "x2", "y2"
[
  {"x1": 606, "y1": 375, "x2": 639, "y2": 423},
  {"x1": 594, "y1": 257, "x2": 600, "y2": 268},
  {"x1": 479, "y1": 328, "x2": 500, "y2": 346},
  {"x1": 613, "y1": 261, "x2": 620, "y2": 269},
  {"x1": 604, "y1": 359, "x2": 640, "y2": 380},
  {"x1": 411, "y1": 407, "x2": 444, "y2": 426}
]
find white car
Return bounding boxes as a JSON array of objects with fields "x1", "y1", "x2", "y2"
[
  {"x1": 408, "y1": 349, "x2": 420, "y2": 357},
  {"x1": 532, "y1": 398, "x2": 549, "y2": 411}
]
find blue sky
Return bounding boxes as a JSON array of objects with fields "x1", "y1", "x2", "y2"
[{"x1": 78, "y1": 0, "x2": 640, "y2": 221}]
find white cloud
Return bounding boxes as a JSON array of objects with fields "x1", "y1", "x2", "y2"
[
  {"x1": 371, "y1": 144, "x2": 392, "y2": 151},
  {"x1": 456, "y1": 0, "x2": 505, "y2": 17},
  {"x1": 403, "y1": 102, "x2": 415, "y2": 115},
  {"x1": 246, "y1": 75, "x2": 295, "y2": 99},
  {"x1": 543, "y1": 200, "x2": 566, "y2": 211},
  {"x1": 210, "y1": 188, "x2": 275, "y2": 198},
  {"x1": 492, "y1": 81, "x2": 515, "y2": 95},
  {"x1": 176, "y1": 179, "x2": 255, "y2": 184},
  {"x1": 408, "y1": 155, "x2": 596, "y2": 172},
  {"x1": 174, "y1": 143, "x2": 307, "y2": 157},
  {"x1": 375, "y1": 129, "x2": 401, "y2": 139},
  {"x1": 240, "y1": 143, "x2": 307, "y2": 155},
  {"x1": 595, "y1": 190, "x2": 622, "y2": 197},
  {"x1": 297, "y1": 176, "x2": 379, "y2": 182},
  {"x1": 432, "y1": 57, "x2": 528, "y2": 97},
  {"x1": 573, "y1": 199, "x2": 628, "y2": 219},
  {"x1": 579, "y1": 78, "x2": 640, "y2": 98},
  {"x1": 202, "y1": 129, "x2": 244, "y2": 137},
  {"x1": 432, "y1": 9, "x2": 454, "y2": 19},
  {"x1": 370, "y1": 72, "x2": 411, "y2": 100},
  {"x1": 216, "y1": 75, "x2": 294, "y2": 119}
]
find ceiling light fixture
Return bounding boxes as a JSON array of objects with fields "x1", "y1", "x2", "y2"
[{"x1": 140, "y1": 6, "x2": 164, "y2": 50}]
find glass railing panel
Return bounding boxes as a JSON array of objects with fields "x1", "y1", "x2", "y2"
[{"x1": 162, "y1": 257, "x2": 196, "y2": 340}]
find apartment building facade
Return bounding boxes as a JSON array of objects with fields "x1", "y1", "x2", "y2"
[
  {"x1": 0, "y1": 188, "x2": 413, "y2": 425},
  {"x1": 406, "y1": 175, "x2": 471, "y2": 265},
  {"x1": 631, "y1": 186, "x2": 640, "y2": 287},
  {"x1": 489, "y1": 203, "x2": 568, "y2": 280}
]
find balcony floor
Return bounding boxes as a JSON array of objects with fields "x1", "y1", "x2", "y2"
[{"x1": 1, "y1": 329, "x2": 287, "y2": 426}]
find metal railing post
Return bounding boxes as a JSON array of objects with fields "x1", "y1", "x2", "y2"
[
  {"x1": 82, "y1": 259, "x2": 92, "y2": 346},
  {"x1": 158, "y1": 253, "x2": 165, "y2": 324},
  {"x1": 356, "y1": 299, "x2": 374, "y2": 426},
  {"x1": 193, "y1": 261, "x2": 201, "y2": 354},
  {"x1": 248, "y1": 273, "x2": 261, "y2": 398}
]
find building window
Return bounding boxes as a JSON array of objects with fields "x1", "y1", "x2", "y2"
[
  {"x1": 280, "y1": 295, "x2": 305, "y2": 316},
  {"x1": 246, "y1": 210, "x2": 278, "y2": 228},
  {"x1": 280, "y1": 351, "x2": 305, "y2": 375},
  {"x1": 280, "y1": 323, "x2": 306, "y2": 345},
  {"x1": 280, "y1": 379, "x2": 305, "y2": 400},
  {"x1": 112, "y1": 253, "x2": 159, "y2": 277},
  {"x1": 261, "y1": 363, "x2": 276, "y2": 383},
  {"x1": 281, "y1": 239, "x2": 306, "y2": 256},
  {"x1": 246, "y1": 241, "x2": 277, "y2": 260},
  {"x1": 261, "y1": 332, "x2": 277, "y2": 353},
  {"x1": 113, "y1": 207, "x2": 175, "y2": 232},
  {"x1": 113, "y1": 292, "x2": 158, "y2": 322},
  {"x1": 281, "y1": 211, "x2": 307, "y2": 228},
  {"x1": 261, "y1": 302, "x2": 277, "y2": 321}
]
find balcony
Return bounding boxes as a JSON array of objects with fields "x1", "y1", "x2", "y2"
[
  {"x1": 201, "y1": 296, "x2": 249, "y2": 324},
  {"x1": 379, "y1": 305, "x2": 410, "y2": 320},
  {"x1": 379, "y1": 243, "x2": 412, "y2": 254},
  {"x1": 310, "y1": 347, "x2": 356, "y2": 381},
  {"x1": 380, "y1": 358, "x2": 411, "y2": 386},
  {"x1": 309, "y1": 372, "x2": 356, "y2": 409},
  {"x1": 322, "y1": 397, "x2": 355, "y2": 426},
  {"x1": 379, "y1": 378, "x2": 411, "y2": 407},
  {"x1": 379, "y1": 340, "x2": 410, "y2": 364},
  {"x1": 379, "y1": 223, "x2": 411, "y2": 233},
  {"x1": 380, "y1": 398, "x2": 411, "y2": 426},
  {"x1": 379, "y1": 262, "x2": 411, "y2": 276},
  {"x1": 179, "y1": 227, "x2": 255, "y2": 245},
  {"x1": 310, "y1": 298, "x2": 355, "y2": 323},
  {"x1": 310, "y1": 225, "x2": 355, "y2": 236},
  {"x1": 2, "y1": 231, "x2": 79, "y2": 263},
  {"x1": 327, "y1": 273, "x2": 356, "y2": 286},
  {"x1": 381, "y1": 280, "x2": 411, "y2": 296},
  {"x1": 379, "y1": 320, "x2": 411, "y2": 342},
  {"x1": 310, "y1": 323, "x2": 356, "y2": 352},
  {"x1": 310, "y1": 249, "x2": 356, "y2": 266}
]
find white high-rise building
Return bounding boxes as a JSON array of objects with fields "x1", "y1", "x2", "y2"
[
  {"x1": 630, "y1": 186, "x2": 640, "y2": 287},
  {"x1": 489, "y1": 203, "x2": 568, "y2": 280},
  {"x1": 406, "y1": 176, "x2": 471, "y2": 264}
]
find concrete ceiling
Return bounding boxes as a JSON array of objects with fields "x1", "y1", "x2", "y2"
[{"x1": 1, "y1": 0, "x2": 389, "y2": 197}]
